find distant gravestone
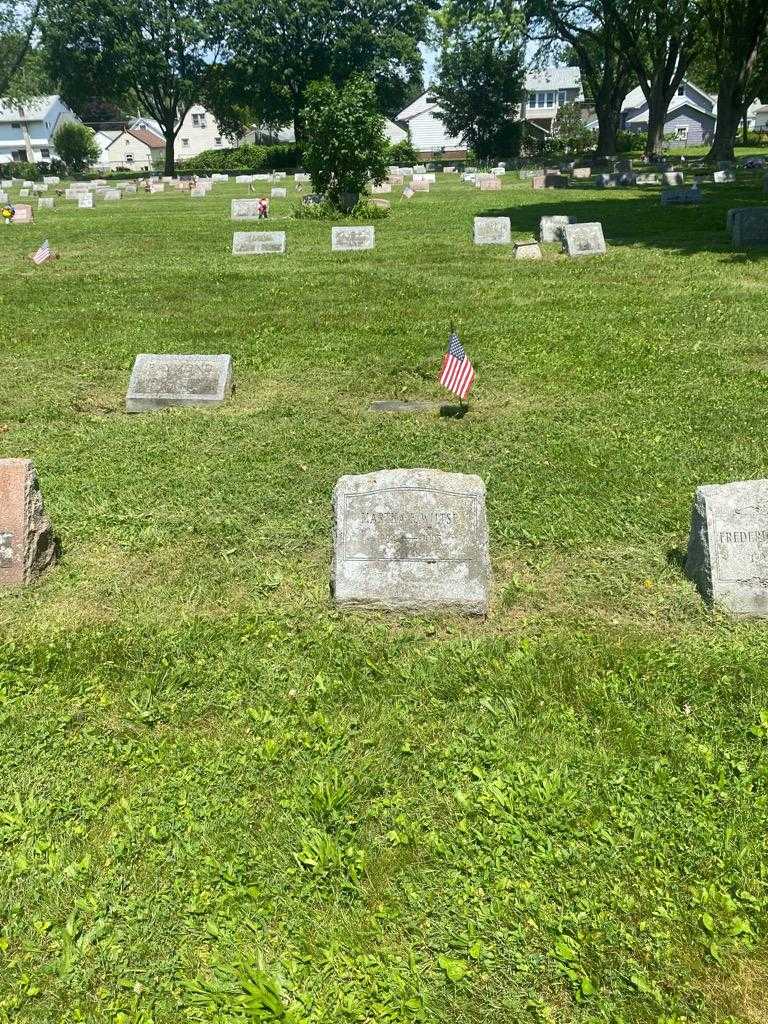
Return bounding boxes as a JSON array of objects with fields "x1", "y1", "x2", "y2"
[
  {"x1": 617, "y1": 172, "x2": 637, "y2": 186},
  {"x1": 713, "y1": 170, "x2": 736, "y2": 184},
  {"x1": 473, "y1": 216, "x2": 511, "y2": 246},
  {"x1": 37, "y1": 198, "x2": 54, "y2": 210},
  {"x1": 372, "y1": 182, "x2": 392, "y2": 194},
  {"x1": 686, "y1": 479, "x2": 768, "y2": 616},
  {"x1": 0, "y1": 191, "x2": 7, "y2": 203},
  {"x1": 231, "y1": 199, "x2": 266, "y2": 220},
  {"x1": 514, "y1": 241, "x2": 542, "y2": 260},
  {"x1": 596, "y1": 174, "x2": 618, "y2": 188},
  {"x1": 572, "y1": 167, "x2": 591, "y2": 179},
  {"x1": 662, "y1": 171, "x2": 684, "y2": 186},
  {"x1": 615, "y1": 159, "x2": 633, "y2": 172},
  {"x1": 389, "y1": 174, "x2": 404, "y2": 186},
  {"x1": 331, "y1": 226, "x2": 375, "y2": 251},
  {"x1": 270, "y1": 187, "x2": 287, "y2": 199},
  {"x1": 730, "y1": 207, "x2": 768, "y2": 247},
  {"x1": 532, "y1": 175, "x2": 546, "y2": 190},
  {"x1": 78, "y1": 194, "x2": 94, "y2": 209},
  {"x1": 126, "y1": 354, "x2": 233, "y2": 413},
  {"x1": 661, "y1": 186, "x2": 701, "y2": 206},
  {"x1": 371, "y1": 198, "x2": 390, "y2": 211},
  {"x1": 478, "y1": 176, "x2": 502, "y2": 191},
  {"x1": 411, "y1": 180, "x2": 430, "y2": 192},
  {"x1": 544, "y1": 173, "x2": 569, "y2": 189},
  {"x1": 562, "y1": 221, "x2": 606, "y2": 257},
  {"x1": 636, "y1": 173, "x2": 659, "y2": 186},
  {"x1": 294, "y1": 173, "x2": 311, "y2": 184},
  {"x1": 0, "y1": 459, "x2": 57, "y2": 587},
  {"x1": 539, "y1": 215, "x2": 575, "y2": 243},
  {"x1": 43, "y1": 176, "x2": 60, "y2": 185},
  {"x1": 190, "y1": 187, "x2": 206, "y2": 198},
  {"x1": 122, "y1": 184, "x2": 137, "y2": 194},
  {"x1": 232, "y1": 231, "x2": 286, "y2": 255},
  {"x1": 12, "y1": 203, "x2": 33, "y2": 223},
  {"x1": 331, "y1": 468, "x2": 491, "y2": 616},
  {"x1": 148, "y1": 183, "x2": 164, "y2": 194},
  {"x1": 104, "y1": 189, "x2": 120, "y2": 201},
  {"x1": 413, "y1": 164, "x2": 427, "y2": 174},
  {"x1": 19, "y1": 188, "x2": 30, "y2": 197}
]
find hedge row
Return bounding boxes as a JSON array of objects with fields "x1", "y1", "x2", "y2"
[{"x1": 178, "y1": 142, "x2": 303, "y2": 173}]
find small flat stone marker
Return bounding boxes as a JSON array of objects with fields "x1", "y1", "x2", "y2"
[
  {"x1": 368, "y1": 401, "x2": 440, "y2": 414},
  {"x1": 12, "y1": 204, "x2": 33, "y2": 223},
  {"x1": 562, "y1": 222, "x2": 606, "y2": 257},
  {"x1": 78, "y1": 194, "x2": 94, "y2": 209},
  {"x1": 232, "y1": 231, "x2": 286, "y2": 255},
  {"x1": 126, "y1": 354, "x2": 233, "y2": 413},
  {"x1": 473, "y1": 216, "x2": 511, "y2": 245},
  {"x1": 37, "y1": 198, "x2": 54, "y2": 210},
  {"x1": 713, "y1": 170, "x2": 735, "y2": 184},
  {"x1": 686, "y1": 479, "x2": 768, "y2": 615},
  {"x1": 331, "y1": 226, "x2": 375, "y2": 251},
  {"x1": 0, "y1": 459, "x2": 57, "y2": 586},
  {"x1": 661, "y1": 186, "x2": 701, "y2": 206},
  {"x1": 271, "y1": 187, "x2": 287, "y2": 199},
  {"x1": 331, "y1": 468, "x2": 491, "y2": 616},
  {"x1": 514, "y1": 241, "x2": 542, "y2": 260},
  {"x1": 539, "y1": 215, "x2": 575, "y2": 243},
  {"x1": 231, "y1": 198, "x2": 266, "y2": 220},
  {"x1": 572, "y1": 167, "x2": 591, "y2": 179}
]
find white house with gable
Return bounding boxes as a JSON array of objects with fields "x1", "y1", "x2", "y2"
[
  {"x1": 131, "y1": 105, "x2": 233, "y2": 160},
  {"x1": 396, "y1": 91, "x2": 467, "y2": 157},
  {"x1": 522, "y1": 67, "x2": 584, "y2": 133},
  {"x1": 0, "y1": 94, "x2": 79, "y2": 165}
]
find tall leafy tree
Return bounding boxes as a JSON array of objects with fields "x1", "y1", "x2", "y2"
[
  {"x1": 528, "y1": 0, "x2": 635, "y2": 158},
  {"x1": 43, "y1": 0, "x2": 230, "y2": 174},
  {"x1": 694, "y1": 0, "x2": 768, "y2": 159},
  {"x1": 0, "y1": 0, "x2": 41, "y2": 100},
  {"x1": 213, "y1": 0, "x2": 433, "y2": 140},
  {"x1": 603, "y1": 0, "x2": 700, "y2": 158},
  {"x1": 435, "y1": 0, "x2": 527, "y2": 161}
]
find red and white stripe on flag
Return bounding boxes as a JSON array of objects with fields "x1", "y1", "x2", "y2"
[
  {"x1": 32, "y1": 239, "x2": 52, "y2": 265},
  {"x1": 439, "y1": 332, "x2": 475, "y2": 400}
]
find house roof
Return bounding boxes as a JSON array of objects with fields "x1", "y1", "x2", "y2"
[
  {"x1": 127, "y1": 127, "x2": 165, "y2": 148},
  {"x1": 525, "y1": 66, "x2": 581, "y2": 92},
  {"x1": 0, "y1": 94, "x2": 59, "y2": 122},
  {"x1": 397, "y1": 92, "x2": 437, "y2": 122},
  {"x1": 625, "y1": 97, "x2": 716, "y2": 124},
  {"x1": 622, "y1": 80, "x2": 715, "y2": 113}
]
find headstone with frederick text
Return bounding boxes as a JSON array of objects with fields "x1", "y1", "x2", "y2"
[
  {"x1": 126, "y1": 354, "x2": 233, "y2": 413},
  {"x1": 331, "y1": 468, "x2": 491, "y2": 616}
]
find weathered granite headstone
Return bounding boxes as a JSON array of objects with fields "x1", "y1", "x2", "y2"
[
  {"x1": 294, "y1": 173, "x2": 311, "y2": 184},
  {"x1": 37, "y1": 198, "x2": 54, "y2": 210},
  {"x1": 411, "y1": 180, "x2": 430, "y2": 192},
  {"x1": 596, "y1": 174, "x2": 618, "y2": 188},
  {"x1": 122, "y1": 183, "x2": 137, "y2": 194},
  {"x1": 232, "y1": 231, "x2": 286, "y2": 255},
  {"x1": 661, "y1": 186, "x2": 701, "y2": 206},
  {"x1": 539, "y1": 215, "x2": 576, "y2": 243},
  {"x1": 572, "y1": 167, "x2": 591, "y2": 179},
  {"x1": 43, "y1": 176, "x2": 60, "y2": 185},
  {"x1": 190, "y1": 187, "x2": 206, "y2": 198},
  {"x1": 372, "y1": 182, "x2": 392, "y2": 194},
  {"x1": 331, "y1": 468, "x2": 491, "y2": 615},
  {"x1": 514, "y1": 241, "x2": 542, "y2": 260},
  {"x1": 636, "y1": 173, "x2": 660, "y2": 185},
  {"x1": 104, "y1": 189, "x2": 120, "y2": 201},
  {"x1": 0, "y1": 459, "x2": 57, "y2": 586},
  {"x1": 78, "y1": 194, "x2": 94, "y2": 209},
  {"x1": 615, "y1": 159, "x2": 633, "y2": 172},
  {"x1": 478, "y1": 176, "x2": 502, "y2": 191},
  {"x1": 662, "y1": 171, "x2": 684, "y2": 186},
  {"x1": 12, "y1": 204, "x2": 33, "y2": 223},
  {"x1": 231, "y1": 199, "x2": 265, "y2": 220},
  {"x1": 331, "y1": 226, "x2": 375, "y2": 251},
  {"x1": 713, "y1": 170, "x2": 736, "y2": 184},
  {"x1": 126, "y1": 354, "x2": 233, "y2": 413},
  {"x1": 389, "y1": 174, "x2": 404, "y2": 186},
  {"x1": 148, "y1": 183, "x2": 164, "y2": 194},
  {"x1": 235, "y1": 175, "x2": 255, "y2": 185},
  {"x1": 730, "y1": 207, "x2": 768, "y2": 247},
  {"x1": 212, "y1": 173, "x2": 229, "y2": 182},
  {"x1": 371, "y1": 198, "x2": 391, "y2": 210},
  {"x1": 19, "y1": 188, "x2": 30, "y2": 197},
  {"x1": 270, "y1": 187, "x2": 287, "y2": 199},
  {"x1": 562, "y1": 222, "x2": 606, "y2": 257},
  {"x1": 686, "y1": 479, "x2": 768, "y2": 615},
  {"x1": 617, "y1": 172, "x2": 637, "y2": 186},
  {"x1": 532, "y1": 175, "x2": 546, "y2": 190},
  {"x1": 413, "y1": 164, "x2": 427, "y2": 174},
  {"x1": 473, "y1": 216, "x2": 511, "y2": 245},
  {"x1": 544, "y1": 173, "x2": 569, "y2": 188}
]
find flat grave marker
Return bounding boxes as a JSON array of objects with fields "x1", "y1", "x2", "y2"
[
  {"x1": 562, "y1": 221, "x2": 606, "y2": 257},
  {"x1": 232, "y1": 230, "x2": 286, "y2": 255},
  {"x1": 126, "y1": 354, "x2": 233, "y2": 413},
  {"x1": 473, "y1": 217, "x2": 511, "y2": 246},
  {"x1": 331, "y1": 226, "x2": 375, "y2": 251}
]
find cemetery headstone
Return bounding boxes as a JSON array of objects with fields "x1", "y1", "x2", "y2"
[
  {"x1": 126, "y1": 354, "x2": 233, "y2": 413},
  {"x1": 473, "y1": 216, "x2": 511, "y2": 246},
  {"x1": 532, "y1": 175, "x2": 546, "y2": 190},
  {"x1": 78, "y1": 194, "x2": 94, "y2": 209},
  {"x1": 331, "y1": 468, "x2": 491, "y2": 616},
  {"x1": 596, "y1": 174, "x2": 618, "y2": 188},
  {"x1": 562, "y1": 222, "x2": 606, "y2": 257},
  {"x1": 148, "y1": 183, "x2": 164, "y2": 194},
  {"x1": 231, "y1": 198, "x2": 268, "y2": 220},
  {"x1": 411, "y1": 180, "x2": 430, "y2": 192},
  {"x1": 43, "y1": 176, "x2": 60, "y2": 185},
  {"x1": 190, "y1": 187, "x2": 206, "y2": 197},
  {"x1": 544, "y1": 173, "x2": 569, "y2": 189},
  {"x1": 232, "y1": 231, "x2": 286, "y2": 255},
  {"x1": 730, "y1": 207, "x2": 768, "y2": 247},
  {"x1": 12, "y1": 203, "x2": 33, "y2": 223},
  {"x1": 19, "y1": 188, "x2": 29, "y2": 197},
  {"x1": 402, "y1": 186, "x2": 415, "y2": 200},
  {"x1": 514, "y1": 242, "x2": 542, "y2": 260},
  {"x1": 539, "y1": 215, "x2": 576, "y2": 243},
  {"x1": 122, "y1": 184, "x2": 137, "y2": 194},
  {"x1": 104, "y1": 189, "x2": 120, "y2": 201},
  {"x1": 662, "y1": 171, "x2": 684, "y2": 186},
  {"x1": 270, "y1": 187, "x2": 287, "y2": 199},
  {"x1": 37, "y1": 198, "x2": 54, "y2": 210},
  {"x1": 372, "y1": 182, "x2": 392, "y2": 194},
  {"x1": 478, "y1": 176, "x2": 502, "y2": 191},
  {"x1": 572, "y1": 167, "x2": 591, "y2": 179},
  {"x1": 713, "y1": 170, "x2": 736, "y2": 184},
  {"x1": 331, "y1": 226, "x2": 375, "y2": 251},
  {"x1": 636, "y1": 173, "x2": 660, "y2": 185},
  {"x1": 685, "y1": 478, "x2": 768, "y2": 615},
  {"x1": 617, "y1": 172, "x2": 637, "y2": 186},
  {"x1": 0, "y1": 459, "x2": 57, "y2": 586},
  {"x1": 661, "y1": 186, "x2": 701, "y2": 205}
]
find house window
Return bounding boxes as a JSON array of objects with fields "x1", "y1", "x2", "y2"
[
  {"x1": 677, "y1": 85, "x2": 685, "y2": 96},
  {"x1": 546, "y1": 91, "x2": 555, "y2": 107},
  {"x1": 41, "y1": 148, "x2": 50, "y2": 159},
  {"x1": 126, "y1": 153, "x2": 134, "y2": 163},
  {"x1": 675, "y1": 125, "x2": 688, "y2": 139},
  {"x1": 11, "y1": 121, "x2": 20, "y2": 129},
  {"x1": 558, "y1": 91, "x2": 567, "y2": 105},
  {"x1": 214, "y1": 136, "x2": 222, "y2": 146},
  {"x1": 191, "y1": 113, "x2": 207, "y2": 128},
  {"x1": 528, "y1": 92, "x2": 536, "y2": 107},
  {"x1": 181, "y1": 138, "x2": 190, "y2": 147}
]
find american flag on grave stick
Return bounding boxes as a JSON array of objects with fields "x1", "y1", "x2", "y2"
[
  {"x1": 439, "y1": 328, "x2": 475, "y2": 401},
  {"x1": 31, "y1": 239, "x2": 53, "y2": 265}
]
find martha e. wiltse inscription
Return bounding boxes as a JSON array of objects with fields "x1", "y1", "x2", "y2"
[{"x1": 331, "y1": 468, "x2": 490, "y2": 615}]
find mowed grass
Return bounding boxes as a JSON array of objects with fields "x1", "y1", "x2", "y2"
[{"x1": 1, "y1": 164, "x2": 768, "y2": 1023}]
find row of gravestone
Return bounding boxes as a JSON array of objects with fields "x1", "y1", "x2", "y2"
[
  {"x1": 3, "y1": 450, "x2": 765, "y2": 617},
  {"x1": 232, "y1": 226, "x2": 376, "y2": 255},
  {"x1": 473, "y1": 216, "x2": 606, "y2": 258}
]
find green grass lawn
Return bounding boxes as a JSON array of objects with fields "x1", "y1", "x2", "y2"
[{"x1": 1, "y1": 170, "x2": 768, "y2": 1024}]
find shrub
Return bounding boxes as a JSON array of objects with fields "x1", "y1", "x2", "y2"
[
  {"x1": 52, "y1": 121, "x2": 100, "y2": 173},
  {"x1": 179, "y1": 143, "x2": 303, "y2": 173},
  {"x1": 293, "y1": 196, "x2": 390, "y2": 220},
  {"x1": 6, "y1": 160, "x2": 40, "y2": 181},
  {"x1": 302, "y1": 75, "x2": 389, "y2": 210},
  {"x1": 388, "y1": 138, "x2": 418, "y2": 166}
]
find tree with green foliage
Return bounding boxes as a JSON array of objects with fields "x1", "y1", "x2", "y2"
[
  {"x1": 528, "y1": 0, "x2": 635, "y2": 158},
  {"x1": 388, "y1": 136, "x2": 419, "y2": 166},
  {"x1": 551, "y1": 99, "x2": 593, "y2": 149},
  {"x1": 51, "y1": 120, "x2": 100, "y2": 172},
  {"x1": 302, "y1": 75, "x2": 389, "y2": 209},
  {"x1": 43, "y1": 0, "x2": 230, "y2": 175},
  {"x1": 0, "y1": 0, "x2": 41, "y2": 100},
  {"x1": 435, "y1": 0, "x2": 526, "y2": 162},
  {"x1": 212, "y1": 0, "x2": 431, "y2": 141},
  {"x1": 601, "y1": 0, "x2": 699, "y2": 159}
]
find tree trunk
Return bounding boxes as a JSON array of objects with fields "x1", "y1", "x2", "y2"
[
  {"x1": 594, "y1": 106, "x2": 617, "y2": 159},
  {"x1": 164, "y1": 127, "x2": 176, "y2": 176},
  {"x1": 644, "y1": 81, "x2": 671, "y2": 159},
  {"x1": 742, "y1": 111, "x2": 749, "y2": 145},
  {"x1": 708, "y1": 72, "x2": 743, "y2": 161}
]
